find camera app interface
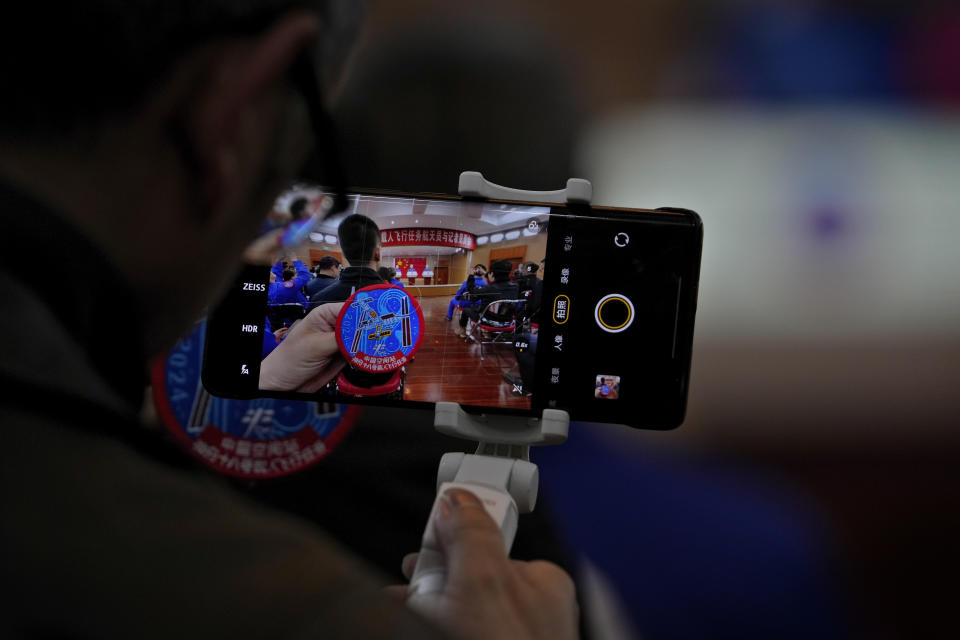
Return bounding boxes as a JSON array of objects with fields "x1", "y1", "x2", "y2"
[
  {"x1": 255, "y1": 190, "x2": 550, "y2": 410},
  {"x1": 208, "y1": 187, "x2": 700, "y2": 425},
  {"x1": 534, "y1": 210, "x2": 696, "y2": 425}
]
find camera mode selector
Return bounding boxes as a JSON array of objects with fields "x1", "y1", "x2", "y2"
[
  {"x1": 594, "y1": 294, "x2": 634, "y2": 333},
  {"x1": 614, "y1": 232, "x2": 630, "y2": 248}
]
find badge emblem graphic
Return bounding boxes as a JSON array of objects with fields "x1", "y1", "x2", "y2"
[
  {"x1": 153, "y1": 320, "x2": 359, "y2": 478},
  {"x1": 336, "y1": 284, "x2": 424, "y2": 373}
]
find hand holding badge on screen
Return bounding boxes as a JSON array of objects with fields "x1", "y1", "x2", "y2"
[{"x1": 336, "y1": 284, "x2": 424, "y2": 373}]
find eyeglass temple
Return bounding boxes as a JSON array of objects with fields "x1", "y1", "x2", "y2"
[{"x1": 290, "y1": 53, "x2": 350, "y2": 219}]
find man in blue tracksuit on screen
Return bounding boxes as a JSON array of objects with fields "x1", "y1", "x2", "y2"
[
  {"x1": 268, "y1": 257, "x2": 311, "y2": 306},
  {"x1": 446, "y1": 264, "x2": 487, "y2": 320}
]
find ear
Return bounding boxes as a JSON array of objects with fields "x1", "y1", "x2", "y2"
[
  {"x1": 373, "y1": 245, "x2": 382, "y2": 264},
  {"x1": 186, "y1": 12, "x2": 320, "y2": 217}
]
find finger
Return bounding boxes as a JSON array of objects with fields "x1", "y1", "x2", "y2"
[
  {"x1": 285, "y1": 308, "x2": 342, "y2": 361},
  {"x1": 434, "y1": 488, "x2": 512, "y2": 594},
  {"x1": 307, "y1": 301, "x2": 345, "y2": 332},
  {"x1": 300, "y1": 331, "x2": 340, "y2": 361},
  {"x1": 297, "y1": 355, "x2": 346, "y2": 393},
  {"x1": 383, "y1": 585, "x2": 408, "y2": 602},
  {"x1": 401, "y1": 552, "x2": 419, "y2": 581},
  {"x1": 298, "y1": 302, "x2": 344, "y2": 335}
]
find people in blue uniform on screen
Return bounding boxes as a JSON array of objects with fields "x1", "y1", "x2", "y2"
[
  {"x1": 268, "y1": 257, "x2": 311, "y2": 306},
  {"x1": 446, "y1": 264, "x2": 487, "y2": 321}
]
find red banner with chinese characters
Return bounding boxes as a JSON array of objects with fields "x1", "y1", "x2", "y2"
[{"x1": 380, "y1": 228, "x2": 475, "y2": 250}]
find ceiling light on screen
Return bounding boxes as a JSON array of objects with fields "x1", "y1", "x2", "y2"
[
  {"x1": 490, "y1": 232, "x2": 505, "y2": 243},
  {"x1": 505, "y1": 229, "x2": 521, "y2": 241},
  {"x1": 476, "y1": 235, "x2": 489, "y2": 246},
  {"x1": 309, "y1": 232, "x2": 324, "y2": 243},
  {"x1": 324, "y1": 235, "x2": 337, "y2": 244}
]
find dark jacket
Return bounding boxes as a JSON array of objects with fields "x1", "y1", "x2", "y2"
[
  {"x1": 305, "y1": 273, "x2": 337, "y2": 298},
  {"x1": 467, "y1": 278, "x2": 520, "y2": 324},
  {"x1": 467, "y1": 277, "x2": 519, "y2": 302},
  {"x1": 0, "y1": 183, "x2": 439, "y2": 639},
  {"x1": 455, "y1": 275, "x2": 486, "y2": 302},
  {"x1": 309, "y1": 266, "x2": 385, "y2": 308}
]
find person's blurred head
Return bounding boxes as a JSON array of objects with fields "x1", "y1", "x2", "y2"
[
  {"x1": 490, "y1": 259, "x2": 512, "y2": 283},
  {"x1": 0, "y1": 1, "x2": 366, "y2": 355},
  {"x1": 315, "y1": 255, "x2": 340, "y2": 276},
  {"x1": 289, "y1": 197, "x2": 310, "y2": 220},
  {"x1": 337, "y1": 214, "x2": 381, "y2": 268},
  {"x1": 523, "y1": 262, "x2": 539, "y2": 277},
  {"x1": 378, "y1": 266, "x2": 396, "y2": 282},
  {"x1": 333, "y1": 7, "x2": 584, "y2": 194},
  {"x1": 472, "y1": 264, "x2": 487, "y2": 277},
  {"x1": 282, "y1": 268, "x2": 296, "y2": 281}
]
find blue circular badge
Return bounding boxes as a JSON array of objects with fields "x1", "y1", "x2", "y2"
[
  {"x1": 152, "y1": 320, "x2": 360, "y2": 479},
  {"x1": 336, "y1": 284, "x2": 424, "y2": 373}
]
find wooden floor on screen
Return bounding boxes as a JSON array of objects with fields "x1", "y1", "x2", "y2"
[{"x1": 403, "y1": 296, "x2": 530, "y2": 410}]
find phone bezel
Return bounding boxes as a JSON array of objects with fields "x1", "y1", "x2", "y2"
[{"x1": 200, "y1": 189, "x2": 702, "y2": 429}]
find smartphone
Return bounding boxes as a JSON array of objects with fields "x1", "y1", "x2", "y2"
[{"x1": 202, "y1": 189, "x2": 702, "y2": 429}]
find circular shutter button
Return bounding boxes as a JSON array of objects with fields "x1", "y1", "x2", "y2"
[{"x1": 594, "y1": 294, "x2": 634, "y2": 333}]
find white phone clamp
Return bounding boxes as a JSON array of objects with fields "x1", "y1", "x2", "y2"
[
  {"x1": 458, "y1": 170, "x2": 593, "y2": 205},
  {"x1": 406, "y1": 171, "x2": 592, "y2": 613}
]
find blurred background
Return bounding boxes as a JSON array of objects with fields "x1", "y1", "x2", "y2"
[{"x1": 330, "y1": 0, "x2": 960, "y2": 637}]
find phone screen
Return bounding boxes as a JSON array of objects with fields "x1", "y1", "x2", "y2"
[{"x1": 202, "y1": 191, "x2": 702, "y2": 429}]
